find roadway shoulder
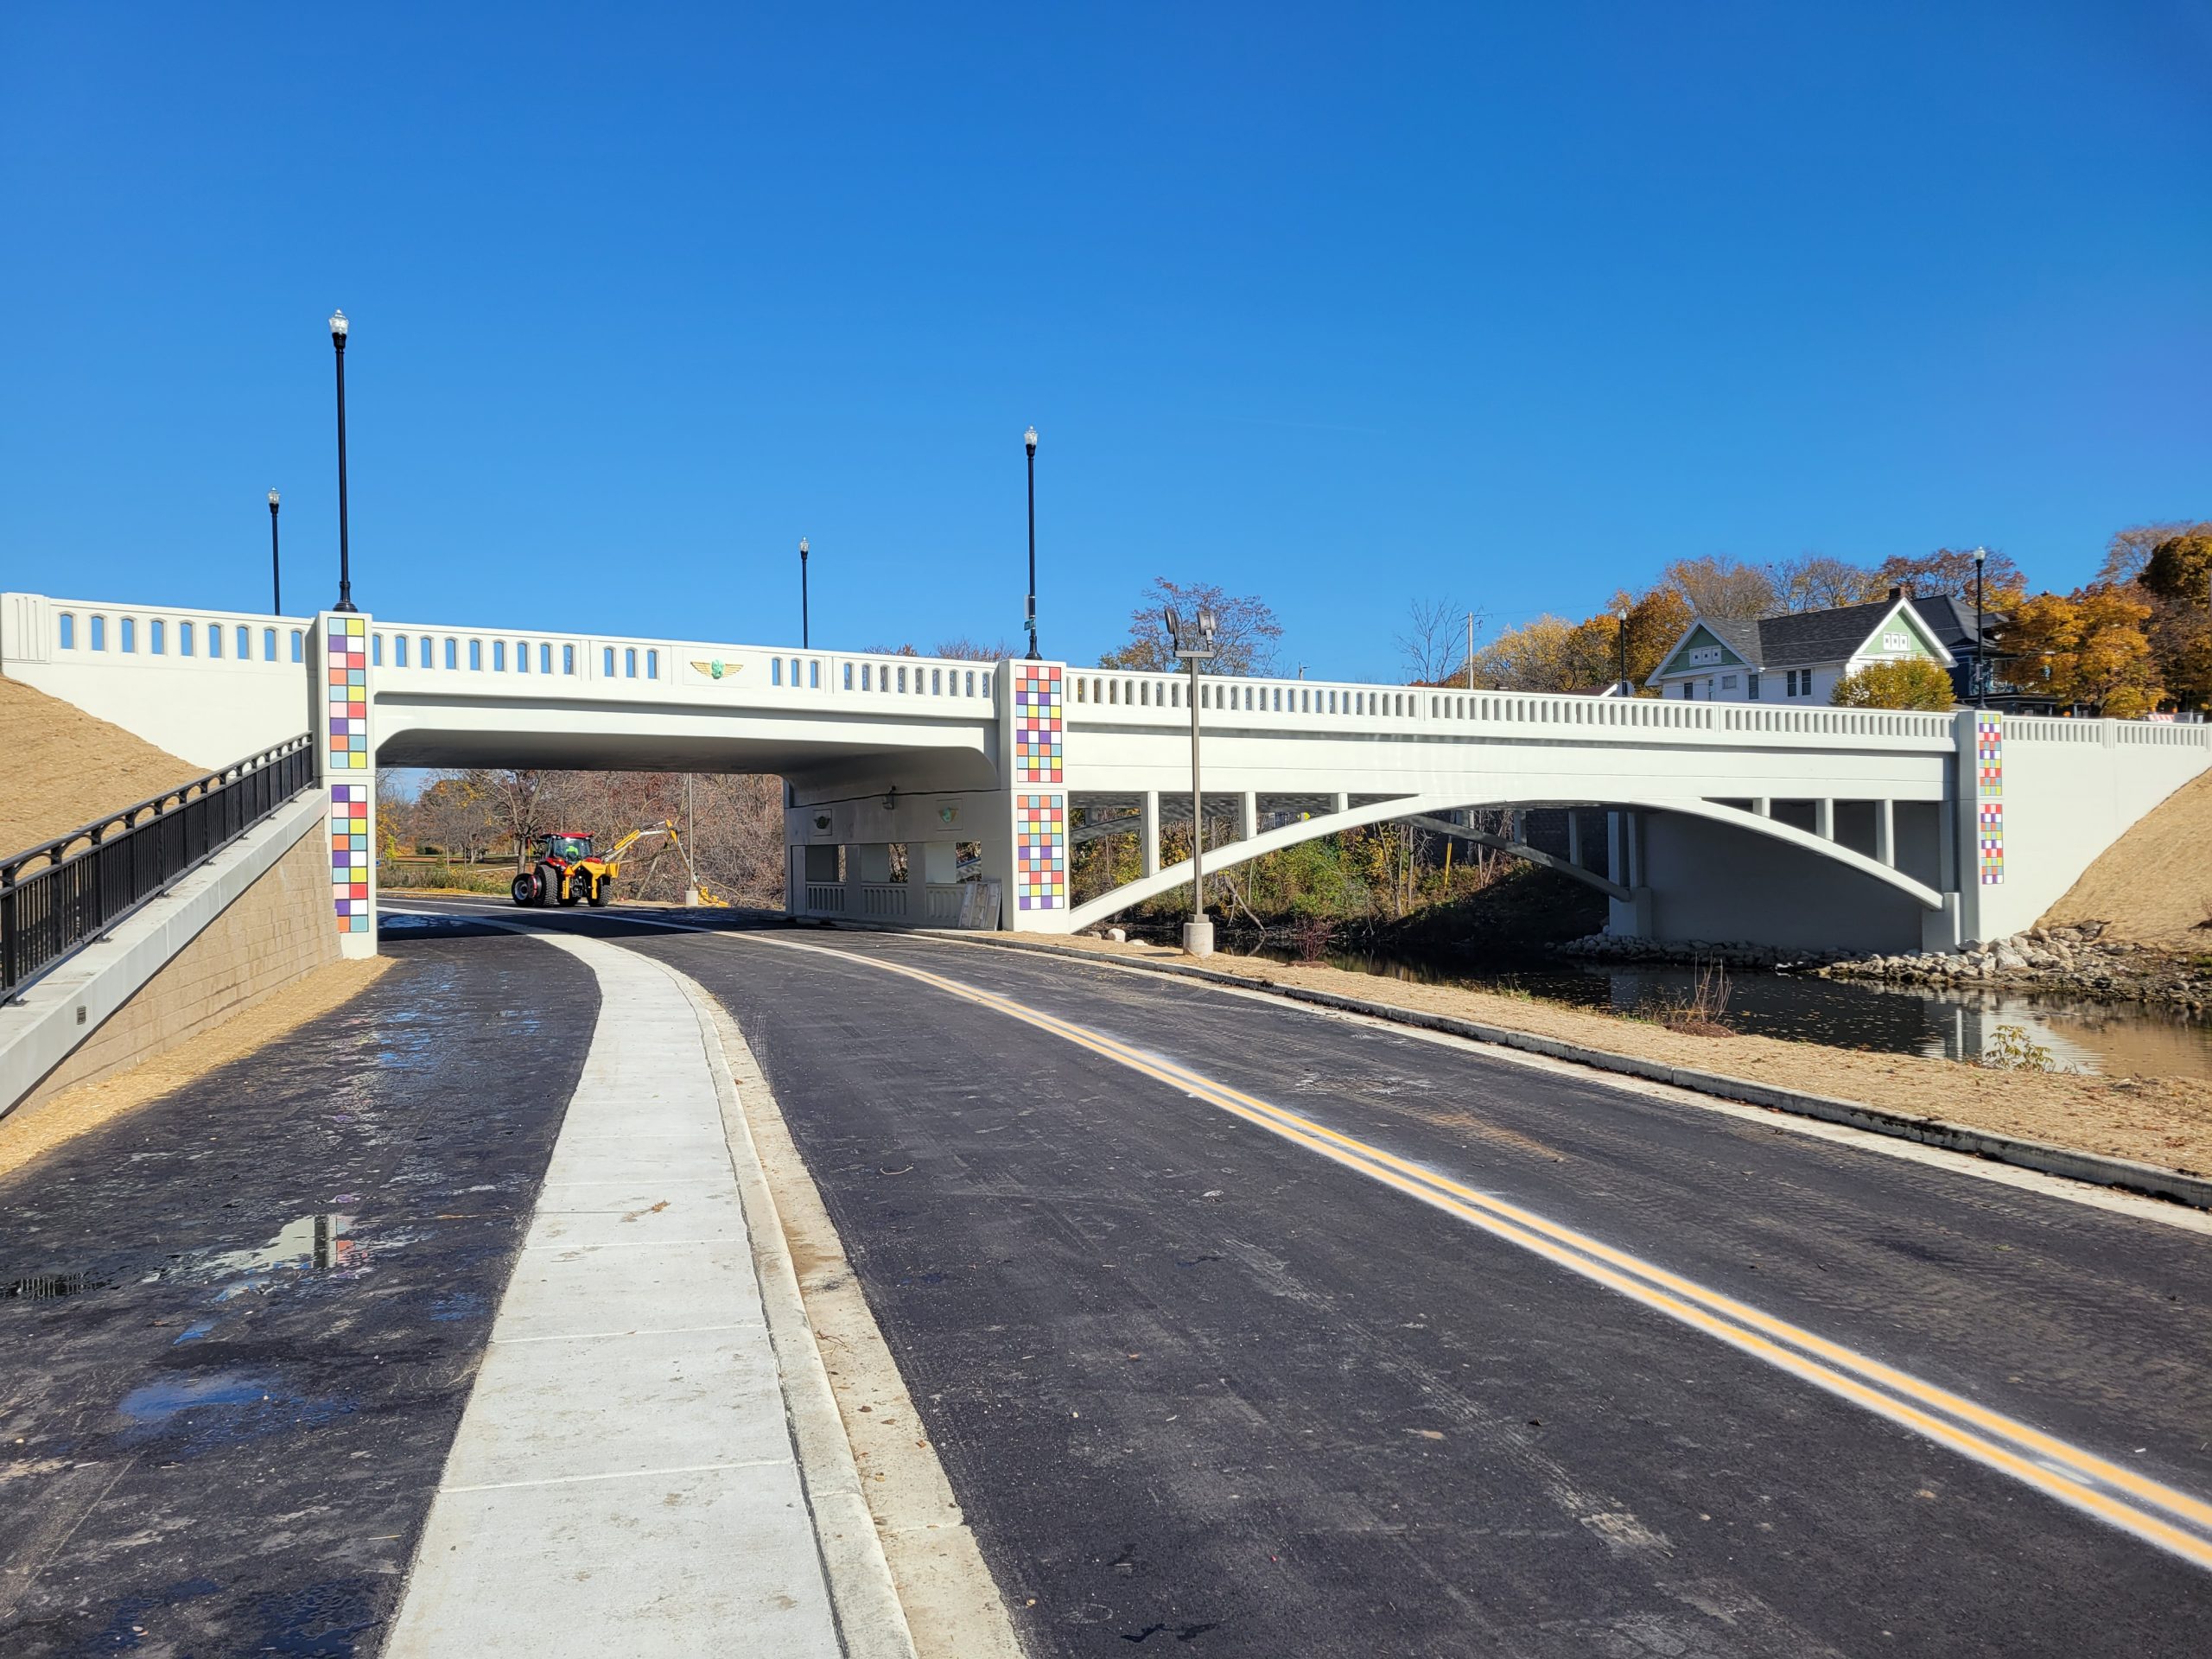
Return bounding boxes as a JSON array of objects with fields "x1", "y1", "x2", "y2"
[{"x1": 889, "y1": 926, "x2": 2212, "y2": 1214}]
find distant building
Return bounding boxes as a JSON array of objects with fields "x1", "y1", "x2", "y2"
[{"x1": 1644, "y1": 588, "x2": 1956, "y2": 703}]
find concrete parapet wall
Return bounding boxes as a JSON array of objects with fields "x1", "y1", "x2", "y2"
[{"x1": 0, "y1": 792, "x2": 335, "y2": 1119}]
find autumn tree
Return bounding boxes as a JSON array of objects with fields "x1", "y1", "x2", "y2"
[
  {"x1": 1830, "y1": 659, "x2": 1955, "y2": 711},
  {"x1": 2095, "y1": 521, "x2": 2209, "y2": 589},
  {"x1": 1661, "y1": 556, "x2": 1775, "y2": 620},
  {"x1": 2000, "y1": 588, "x2": 2164, "y2": 717},
  {"x1": 1873, "y1": 547, "x2": 2024, "y2": 602},
  {"x1": 1102, "y1": 578, "x2": 1283, "y2": 676}
]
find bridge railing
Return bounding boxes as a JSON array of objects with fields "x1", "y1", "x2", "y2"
[
  {"x1": 3, "y1": 594, "x2": 312, "y2": 674},
  {"x1": 1066, "y1": 670, "x2": 1965, "y2": 748},
  {"x1": 0, "y1": 735, "x2": 317, "y2": 996},
  {"x1": 370, "y1": 619, "x2": 1001, "y2": 716}
]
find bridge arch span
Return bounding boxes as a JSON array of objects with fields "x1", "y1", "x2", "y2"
[{"x1": 1063, "y1": 790, "x2": 1943, "y2": 934}]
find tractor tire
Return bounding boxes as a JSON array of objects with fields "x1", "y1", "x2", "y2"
[
  {"x1": 590, "y1": 879, "x2": 612, "y2": 908},
  {"x1": 537, "y1": 863, "x2": 561, "y2": 907},
  {"x1": 511, "y1": 872, "x2": 536, "y2": 907}
]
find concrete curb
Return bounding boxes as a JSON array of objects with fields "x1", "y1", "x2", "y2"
[
  {"x1": 880, "y1": 926, "x2": 2212, "y2": 1214},
  {"x1": 0, "y1": 790, "x2": 325, "y2": 1119},
  {"x1": 677, "y1": 970, "x2": 922, "y2": 1659}
]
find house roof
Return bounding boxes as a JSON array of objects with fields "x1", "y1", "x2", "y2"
[{"x1": 1645, "y1": 594, "x2": 1956, "y2": 685}]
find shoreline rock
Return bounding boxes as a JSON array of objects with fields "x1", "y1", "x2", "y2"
[{"x1": 1560, "y1": 924, "x2": 2210, "y2": 1011}]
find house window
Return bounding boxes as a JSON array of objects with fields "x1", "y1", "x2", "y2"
[
  {"x1": 1883, "y1": 631, "x2": 1909, "y2": 652},
  {"x1": 1746, "y1": 672, "x2": 1759, "y2": 700},
  {"x1": 1720, "y1": 674, "x2": 1737, "y2": 691}
]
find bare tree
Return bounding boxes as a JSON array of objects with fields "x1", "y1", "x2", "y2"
[
  {"x1": 1396, "y1": 598, "x2": 1478, "y2": 684},
  {"x1": 1768, "y1": 554, "x2": 1883, "y2": 613},
  {"x1": 931, "y1": 636, "x2": 1015, "y2": 661},
  {"x1": 1100, "y1": 578, "x2": 1283, "y2": 676}
]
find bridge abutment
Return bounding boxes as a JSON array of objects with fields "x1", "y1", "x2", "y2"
[{"x1": 313, "y1": 612, "x2": 378, "y2": 959}]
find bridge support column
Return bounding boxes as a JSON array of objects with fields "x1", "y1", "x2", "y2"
[
  {"x1": 1922, "y1": 892, "x2": 1961, "y2": 953},
  {"x1": 1565, "y1": 810, "x2": 1582, "y2": 870},
  {"x1": 312, "y1": 612, "x2": 377, "y2": 959},
  {"x1": 1815, "y1": 798, "x2": 1835, "y2": 842},
  {"x1": 1875, "y1": 798, "x2": 1896, "y2": 868},
  {"x1": 998, "y1": 659, "x2": 1071, "y2": 931},
  {"x1": 1237, "y1": 791, "x2": 1257, "y2": 842},
  {"x1": 1141, "y1": 791, "x2": 1160, "y2": 878}
]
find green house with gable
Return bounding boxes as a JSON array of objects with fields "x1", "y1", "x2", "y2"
[{"x1": 1646, "y1": 589, "x2": 1956, "y2": 703}]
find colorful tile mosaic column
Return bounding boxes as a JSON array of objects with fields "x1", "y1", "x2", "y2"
[
  {"x1": 1975, "y1": 712, "x2": 2004, "y2": 886},
  {"x1": 319, "y1": 613, "x2": 378, "y2": 954},
  {"x1": 1012, "y1": 663, "x2": 1065, "y2": 913}
]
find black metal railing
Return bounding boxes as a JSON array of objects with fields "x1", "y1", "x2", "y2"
[{"x1": 1, "y1": 734, "x2": 318, "y2": 997}]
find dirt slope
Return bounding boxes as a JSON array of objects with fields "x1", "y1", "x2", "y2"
[
  {"x1": 2041, "y1": 769, "x2": 2212, "y2": 944},
  {"x1": 0, "y1": 674, "x2": 205, "y2": 859}
]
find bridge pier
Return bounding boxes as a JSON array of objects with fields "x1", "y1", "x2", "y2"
[{"x1": 314, "y1": 611, "x2": 378, "y2": 958}]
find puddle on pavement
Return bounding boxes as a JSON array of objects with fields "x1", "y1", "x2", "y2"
[
  {"x1": 145, "y1": 1214, "x2": 365, "y2": 1294},
  {"x1": 3, "y1": 1272, "x2": 110, "y2": 1300},
  {"x1": 118, "y1": 1371, "x2": 275, "y2": 1423}
]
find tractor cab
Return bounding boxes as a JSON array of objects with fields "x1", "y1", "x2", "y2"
[{"x1": 537, "y1": 832, "x2": 595, "y2": 867}]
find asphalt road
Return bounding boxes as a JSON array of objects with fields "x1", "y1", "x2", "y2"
[
  {"x1": 0, "y1": 925, "x2": 597, "y2": 1658},
  {"x1": 431, "y1": 903, "x2": 2212, "y2": 1658}
]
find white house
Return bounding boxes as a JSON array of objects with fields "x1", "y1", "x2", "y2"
[{"x1": 1646, "y1": 590, "x2": 1957, "y2": 703}]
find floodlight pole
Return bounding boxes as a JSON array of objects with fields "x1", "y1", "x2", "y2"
[{"x1": 1167, "y1": 607, "x2": 1218, "y2": 956}]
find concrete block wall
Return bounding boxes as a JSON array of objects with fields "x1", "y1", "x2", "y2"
[{"x1": 13, "y1": 817, "x2": 341, "y2": 1114}]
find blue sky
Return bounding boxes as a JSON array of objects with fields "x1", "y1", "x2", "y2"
[{"x1": 3, "y1": 3, "x2": 2206, "y2": 682}]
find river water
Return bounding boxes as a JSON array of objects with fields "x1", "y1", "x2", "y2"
[{"x1": 1224, "y1": 943, "x2": 2212, "y2": 1080}]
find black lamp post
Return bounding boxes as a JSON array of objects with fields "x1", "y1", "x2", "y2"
[
  {"x1": 329, "y1": 309, "x2": 356, "y2": 612},
  {"x1": 268, "y1": 489, "x2": 282, "y2": 613},
  {"x1": 1973, "y1": 544, "x2": 1987, "y2": 708},
  {"x1": 1615, "y1": 607, "x2": 1629, "y2": 697},
  {"x1": 1166, "y1": 606, "x2": 1219, "y2": 956},
  {"x1": 1023, "y1": 425, "x2": 1039, "y2": 659},
  {"x1": 798, "y1": 537, "x2": 810, "y2": 648}
]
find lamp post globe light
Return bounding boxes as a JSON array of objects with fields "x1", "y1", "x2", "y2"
[
  {"x1": 799, "y1": 537, "x2": 810, "y2": 649},
  {"x1": 1166, "y1": 605, "x2": 1219, "y2": 957},
  {"x1": 1023, "y1": 425, "x2": 1039, "y2": 660},
  {"x1": 268, "y1": 489, "x2": 282, "y2": 614},
  {"x1": 328, "y1": 309, "x2": 356, "y2": 613}
]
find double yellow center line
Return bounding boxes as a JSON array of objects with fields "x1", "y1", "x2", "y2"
[{"x1": 760, "y1": 933, "x2": 2212, "y2": 1573}]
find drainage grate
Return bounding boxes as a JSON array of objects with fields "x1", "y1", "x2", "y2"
[{"x1": 3, "y1": 1273, "x2": 108, "y2": 1301}]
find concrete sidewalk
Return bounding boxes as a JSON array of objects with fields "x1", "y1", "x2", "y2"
[{"x1": 384, "y1": 931, "x2": 908, "y2": 1658}]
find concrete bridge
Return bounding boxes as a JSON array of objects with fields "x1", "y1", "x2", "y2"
[{"x1": 8, "y1": 589, "x2": 2209, "y2": 959}]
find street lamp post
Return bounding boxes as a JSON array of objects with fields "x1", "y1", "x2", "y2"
[
  {"x1": 1023, "y1": 426, "x2": 1039, "y2": 659},
  {"x1": 328, "y1": 310, "x2": 356, "y2": 612},
  {"x1": 798, "y1": 537, "x2": 810, "y2": 649},
  {"x1": 1166, "y1": 606, "x2": 1218, "y2": 957},
  {"x1": 1616, "y1": 608, "x2": 1629, "y2": 697},
  {"x1": 1973, "y1": 545, "x2": 1987, "y2": 708},
  {"x1": 268, "y1": 489, "x2": 283, "y2": 613}
]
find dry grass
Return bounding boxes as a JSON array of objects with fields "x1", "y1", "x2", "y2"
[
  {"x1": 1017, "y1": 932, "x2": 2212, "y2": 1175},
  {"x1": 0, "y1": 674, "x2": 205, "y2": 859},
  {"x1": 1645, "y1": 961, "x2": 1736, "y2": 1038},
  {"x1": 2043, "y1": 769, "x2": 2212, "y2": 945}
]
